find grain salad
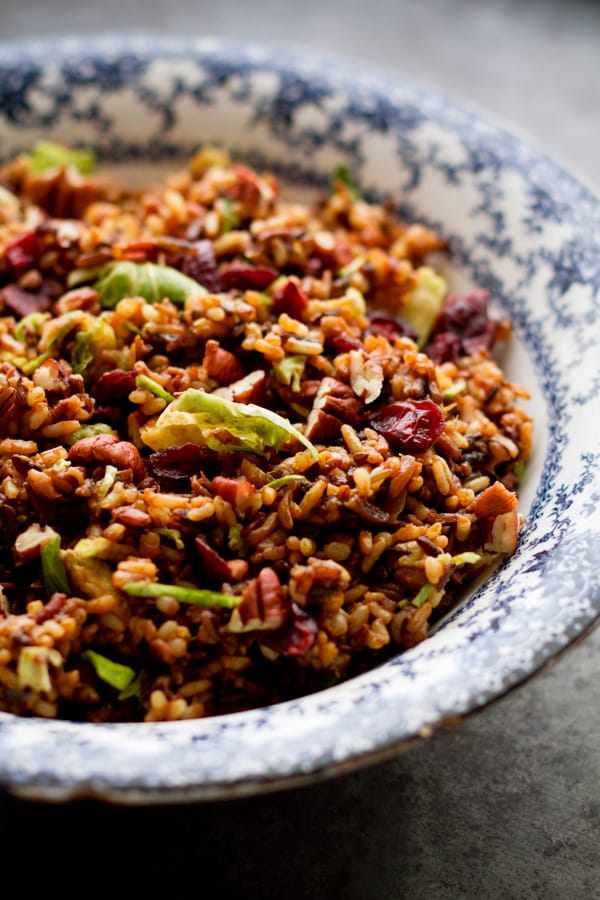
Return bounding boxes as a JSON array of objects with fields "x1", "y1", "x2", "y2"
[{"x1": 0, "y1": 143, "x2": 533, "y2": 722}]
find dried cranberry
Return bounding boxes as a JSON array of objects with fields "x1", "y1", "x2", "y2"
[
  {"x1": 425, "y1": 332, "x2": 462, "y2": 364},
  {"x1": 147, "y1": 443, "x2": 219, "y2": 491},
  {"x1": 5, "y1": 232, "x2": 40, "y2": 270},
  {"x1": 365, "y1": 399, "x2": 445, "y2": 453},
  {"x1": 219, "y1": 260, "x2": 279, "y2": 291},
  {"x1": 90, "y1": 405, "x2": 127, "y2": 428},
  {"x1": 91, "y1": 369, "x2": 137, "y2": 404},
  {"x1": 331, "y1": 334, "x2": 364, "y2": 353},
  {"x1": 194, "y1": 536, "x2": 231, "y2": 583},
  {"x1": 260, "y1": 603, "x2": 318, "y2": 657},
  {"x1": 426, "y1": 289, "x2": 496, "y2": 363},
  {"x1": 1, "y1": 282, "x2": 56, "y2": 318},
  {"x1": 271, "y1": 279, "x2": 308, "y2": 319},
  {"x1": 179, "y1": 240, "x2": 222, "y2": 292},
  {"x1": 366, "y1": 309, "x2": 417, "y2": 342}
]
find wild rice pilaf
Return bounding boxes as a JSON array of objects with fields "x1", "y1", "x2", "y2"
[{"x1": 0, "y1": 143, "x2": 533, "y2": 722}]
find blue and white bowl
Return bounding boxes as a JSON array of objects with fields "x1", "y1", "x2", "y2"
[{"x1": 0, "y1": 34, "x2": 599, "y2": 804}]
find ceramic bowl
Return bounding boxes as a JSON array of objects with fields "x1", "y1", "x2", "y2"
[{"x1": 0, "y1": 33, "x2": 599, "y2": 804}]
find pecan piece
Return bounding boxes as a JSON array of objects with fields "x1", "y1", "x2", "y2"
[
  {"x1": 470, "y1": 481, "x2": 520, "y2": 554},
  {"x1": 202, "y1": 339, "x2": 245, "y2": 385},
  {"x1": 211, "y1": 476, "x2": 259, "y2": 513},
  {"x1": 348, "y1": 349, "x2": 384, "y2": 404},
  {"x1": 68, "y1": 433, "x2": 146, "y2": 482},
  {"x1": 304, "y1": 377, "x2": 363, "y2": 442},
  {"x1": 13, "y1": 523, "x2": 59, "y2": 563},
  {"x1": 112, "y1": 506, "x2": 152, "y2": 528},
  {"x1": 215, "y1": 369, "x2": 266, "y2": 404},
  {"x1": 229, "y1": 567, "x2": 288, "y2": 632}
]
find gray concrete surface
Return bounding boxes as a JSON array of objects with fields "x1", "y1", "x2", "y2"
[{"x1": 2, "y1": 2, "x2": 600, "y2": 897}]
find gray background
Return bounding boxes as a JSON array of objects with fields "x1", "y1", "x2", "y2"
[{"x1": 2, "y1": 2, "x2": 600, "y2": 897}]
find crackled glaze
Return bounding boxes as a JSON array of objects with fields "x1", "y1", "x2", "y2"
[{"x1": 0, "y1": 34, "x2": 599, "y2": 803}]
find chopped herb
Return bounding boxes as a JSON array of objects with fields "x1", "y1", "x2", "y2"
[
  {"x1": 14, "y1": 311, "x2": 49, "y2": 344},
  {"x1": 17, "y1": 646, "x2": 62, "y2": 693},
  {"x1": 40, "y1": 535, "x2": 71, "y2": 596},
  {"x1": 332, "y1": 163, "x2": 360, "y2": 198},
  {"x1": 272, "y1": 355, "x2": 306, "y2": 392},
  {"x1": 266, "y1": 474, "x2": 307, "y2": 489},
  {"x1": 28, "y1": 140, "x2": 96, "y2": 175},
  {"x1": 135, "y1": 374, "x2": 174, "y2": 403},
  {"x1": 70, "y1": 315, "x2": 116, "y2": 376},
  {"x1": 82, "y1": 649, "x2": 136, "y2": 692},
  {"x1": 118, "y1": 670, "x2": 144, "y2": 701},
  {"x1": 98, "y1": 464, "x2": 119, "y2": 499},
  {"x1": 68, "y1": 423, "x2": 117, "y2": 445},
  {"x1": 412, "y1": 582, "x2": 435, "y2": 608},
  {"x1": 123, "y1": 581, "x2": 242, "y2": 609},
  {"x1": 452, "y1": 551, "x2": 482, "y2": 567},
  {"x1": 401, "y1": 266, "x2": 447, "y2": 349},
  {"x1": 443, "y1": 378, "x2": 467, "y2": 401},
  {"x1": 216, "y1": 197, "x2": 240, "y2": 232},
  {"x1": 157, "y1": 528, "x2": 185, "y2": 550},
  {"x1": 20, "y1": 310, "x2": 89, "y2": 375},
  {"x1": 228, "y1": 523, "x2": 245, "y2": 555}
]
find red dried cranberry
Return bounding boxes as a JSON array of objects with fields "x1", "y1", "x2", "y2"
[
  {"x1": 365, "y1": 399, "x2": 445, "y2": 452},
  {"x1": 5, "y1": 232, "x2": 40, "y2": 270},
  {"x1": 147, "y1": 443, "x2": 219, "y2": 491},
  {"x1": 1, "y1": 282, "x2": 55, "y2": 318},
  {"x1": 260, "y1": 603, "x2": 318, "y2": 657},
  {"x1": 194, "y1": 536, "x2": 231, "y2": 583},
  {"x1": 366, "y1": 310, "x2": 417, "y2": 342},
  {"x1": 179, "y1": 240, "x2": 222, "y2": 292},
  {"x1": 91, "y1": 369, "x2": 137, "y2": 404},
  {"x1": 271, "y1": 279, "x2": 308, "y2": 319},
  {"x1": 219, "y1": 260, "x2": 279, "y2": 291},
  {"x1": 331, "y1": 334, "x2": 364, "y2": 353},
  {"x1": 90, "y1": 405, "x2": 126, "y2": 428},
  {"x1": 426, "y1": 289, "x2": 496, "y2": 363},
  {"x1": 425, "y1": 332, "x2": 462, "y2": 364}
]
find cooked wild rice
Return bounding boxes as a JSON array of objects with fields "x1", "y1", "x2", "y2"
[{"x1": 0, "y1": 144, "x2": 533, "y2": 721}]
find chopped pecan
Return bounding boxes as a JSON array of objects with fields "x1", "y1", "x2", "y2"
[
  {"x1": 33, "y1": 592, "x2": 71, "y2": 624},
  {"x1": 112, "y1": 506, "x2": 152, "y2": 528},
  {"x1": 202, "y1": 339, "x2": 245, "y2": 384},
  {"x1": 470, "y1": 481, "x2": 520, "y2": 554},
  {"x1": 32, "y1": 359, "x2": 84, "y2": 397},
  {"x1": 211, "y1": 476, "x2": 259, "y2": 513},
  {"x1": 215, "y1": 369, "x2": 266, "y2": 404},
  {"x1": 470, "y1": 481, "x2": 518, "y2": 518},
  {"x1": 305, "y1": 377, "x2": 363, "y2": 443},
  {"x1": 21, "y1": 166, "x2": 109, "y2": 218},
  {"x1": 229, "y1": 567, "x2": 287, "y2": 632},
  {"x1": 68, "y1": 433, "x2": 146, "y2": 482},
  {"x1": 13, "y1": 523, "x2": 59, "y2": 563},
  {"x1": 348, "y1": 349, "x2": 384, "y2": 404}
]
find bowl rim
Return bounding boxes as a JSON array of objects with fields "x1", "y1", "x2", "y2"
[{"x1": 0, "y1": 32, "x2": 599, "y2": 804}]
